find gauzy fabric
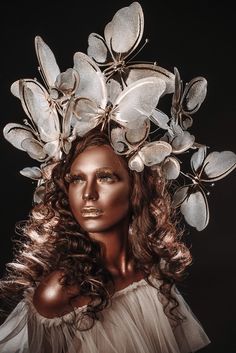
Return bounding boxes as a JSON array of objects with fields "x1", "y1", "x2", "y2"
[{"x1": 0, "y1": 277, "x2": 210, "y2": 353}]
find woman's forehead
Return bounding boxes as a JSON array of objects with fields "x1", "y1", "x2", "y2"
[{"x1": 70, "y1": 145, "x2": 128, "y2": 174}]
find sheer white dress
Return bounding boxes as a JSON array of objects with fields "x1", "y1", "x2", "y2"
[{"x1": 0, "y1": 277, "x2": 210, "y2": 353}]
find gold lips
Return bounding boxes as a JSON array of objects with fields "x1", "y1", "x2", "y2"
[{"x1": 81, "y1": 207, "x2": 103, "y2": 216}]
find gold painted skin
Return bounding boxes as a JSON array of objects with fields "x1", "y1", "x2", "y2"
[{"x1": 33, "y1": 145, "x2": 144, "y2": 318}]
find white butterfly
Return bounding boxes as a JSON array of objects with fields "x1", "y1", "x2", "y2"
[
  {"x1": 73, "y1": 52, "x2": 167, "y2": 136},
  {"x1": 159, "y1": 120, "x2": 195, "y2": 180},
  {"x1": 35, "y1": 36, "x2": 80, "y2": 107},
  {"x1": 3, "y1": 78, "x2": 73, "y2": 162},
  {"x1": 173, "y1": 146, "x2": 236, "y2": 231},
  {"x1": 110, "y1": 125, "x2": 172, "y2": 172},
  {"x1": 87, "y1": 2, "x2": 175, "y2": 94},
  {"x1": 171, "y1": 67, "x2": 207, "y2": 129},
  {"x1": 87, "y1": 2, "x2": 144, "y2": 74}
]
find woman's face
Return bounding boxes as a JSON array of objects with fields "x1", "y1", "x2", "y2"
[{"x1": 68, "y1": 145, "x2": 131, "y2": 234}]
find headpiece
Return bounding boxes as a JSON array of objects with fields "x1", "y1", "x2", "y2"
[{"x1": 3, "y1": 2, "x2": 236, "y2": 231}]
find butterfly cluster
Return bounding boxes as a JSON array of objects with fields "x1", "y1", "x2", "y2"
[{"x1": 3, "y1": 2, "x2": 236, "y2": 231}]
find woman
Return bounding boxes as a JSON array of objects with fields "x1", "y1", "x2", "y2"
[
  {"x1": 1, "y1": 2, "x2": 235, "y2": 351},
  {"x1": 0, "y1": 128, "x2": 210, "y2": 353}
]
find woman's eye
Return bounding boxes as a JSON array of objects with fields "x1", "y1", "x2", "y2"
[
  {"x1": 72, "y1": 177, "x2": 84, "y2": 184},
  {"x1": 97, "y1": 174, "x2": 115, "y2": 182},
  {"x1": 66, "y1": 174, "x2": 84, "y2": 184}
]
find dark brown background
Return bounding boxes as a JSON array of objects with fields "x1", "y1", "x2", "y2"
[{"x1": 0, "y1": 1, "x2": 235, "y2": 352}]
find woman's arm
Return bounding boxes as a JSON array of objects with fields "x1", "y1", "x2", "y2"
[{"x1": 32, "y1": 270, "x2": 83, "y2": 318}]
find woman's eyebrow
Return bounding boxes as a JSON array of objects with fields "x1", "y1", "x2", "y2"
[
  {"x1": 96, "y1": 167, "x2": 116, "y2": 174},
  {"x1": 69, "y1": 167, "x2": 118, "y2": 175},
  {"x1": 69, "y1": 169, "x2": 85, "y2": 176}
]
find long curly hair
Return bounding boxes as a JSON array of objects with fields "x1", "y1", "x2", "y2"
[{"x1": 0, "y1": 128, "x2": 192, "y2": 328}]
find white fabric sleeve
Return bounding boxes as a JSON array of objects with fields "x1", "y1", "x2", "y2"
[{"x1": 0, "y1": 289, "x2": 83, "y2": 353}]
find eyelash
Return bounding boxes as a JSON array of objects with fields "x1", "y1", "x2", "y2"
[
  {"x1": 97, "y1": 173, "x2": 116, "y2": 182},
  {"x1": 66, "y1": 173, "x2": 117, "y2": 184}
]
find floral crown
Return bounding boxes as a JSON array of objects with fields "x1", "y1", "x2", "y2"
[{"x1": 3, "y1": 2, "x2": 236, "y2": 231}]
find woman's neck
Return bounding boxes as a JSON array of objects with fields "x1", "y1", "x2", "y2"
[{"x1": 88, "y1": 220, "x2": 134, "y2": 278}]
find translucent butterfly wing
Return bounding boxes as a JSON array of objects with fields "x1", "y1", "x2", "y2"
[
  {"x1": 73, "y1": 98, "x2": 101, "y2": 136},
  {"x1": 150, "y1": 109, "x2": 169, "y2": 130},
  {"x1": 73, "y1": 52, "x2": 107, "y2": 107},
  {"x1": 87, "y1": 33, "x2": 112, "y2": 66},
  {"x1": 139, "y1": 141, "x2": 172, "y2": 166},
  {"x1": 171, "y1": 68, "x2": 207, "y2": 129},
  {"x1": 113, "y1": 77, "x2": 166, "y2": 129},
  {"x1": 201, "y1": 150, "x2": 236, "y2": 182},
  {"x1": 104, "y1": 2, "x2": 144, "y2": 58},
  {"x1": 3, "y1": 123, "x2": 48, "y2": 162},
  {"x1": 20, "y1": 81, "x2": 60, "y2": 142},
  {"x1": 126, "y1": 63, "x2": 175, "y2": 95},
  {"x1": 128, "y1": 153, "x2": 145, "y2": 172},
  {"x1": 182, "y1": 76, "x2": 207, "y2": 115},
  {"x1": 162, "y1": 122, "x2": 195, "y2": 154},
  {"x1": 173, "y1": 186, "x2": 209, "y2": 231},
  {"x1": 11, "y1": 79, "x2": 48, "y2": 122},
  {"x1": 21, "y1": 138, "x2": 48, "y2": 161},
  {"x1": 163, "y1": 156, "x2": 181, "y2": 180},
  {"x1": 20, "y1": 167, "x2": 42, "y2": 180},
  {"x1": 35, "y1": 36, "x2": 60, "y2": 88},
  {"x1": 172, "y1": 67, "x2": 182, "y2": 108},
  {"x1": 125, "y1": 122, "x2": 150, "y2": 145},
  {"x1": 110, "y1": 127, "x2": 130, "y2": 154},
  {"x1": 191, "y1": 147, "x2": 236, "y2": 182},
  {"x1": 191, "y1": 146, "x2": 207, "y2": 174},
  {"x1": 171, "y1": 130, "x2": 195, "y2": 154},
  {"x1": 3, "y1": 123, "x2": 37, "y2": 151},
  {"x1": 110, "y1": 123, "x2": 149, "y2": 155},
  {"x1": 128, "y1": 140, "x2": 172, "y2": 172},
  {"x1": 107, "y1": 79, "x2": 123, "y2": 104}
]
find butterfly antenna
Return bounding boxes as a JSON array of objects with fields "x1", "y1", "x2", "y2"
[
  {"x1": 149, "y1": 126, "x2": 160, "y2": 135},
  {"x1": 126, "y1": 38, "x2": 149, "y2": 63},
  {"x1": 180, "y1": 171, "x2": 195, "y2": 183}
]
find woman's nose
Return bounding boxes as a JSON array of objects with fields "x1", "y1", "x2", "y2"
[{"x1": 82, "y1": 180, "x2": 98, "y2": 201}]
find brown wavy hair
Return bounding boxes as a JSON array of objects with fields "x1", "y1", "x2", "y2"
[{"x1": 0, "y1": 128, "x2": 192, "y2": 328}]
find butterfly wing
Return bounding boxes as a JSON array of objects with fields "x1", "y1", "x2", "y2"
[
  {"x1": 35, "y1": 36, "x2": 60, "y2": 88},
  {"x1": 128, "y1": 153, "x2": 145, "y2": 172},
  {"x1": 191, "y1": 147, "x2": 236, "y2": 182},
  {"x1": 73, "y1": 52, "x2": 107, "y2": 107},
  {"x1": 20, "y1": 80, "x2": 60, "y2": 143},
  {"x1": 201, "y1": 150, "x2": 236, "y2": 182},
  {"x1": 113, "y1": 77, "x2": 166, "y2": 129},
  {"x1": 182, "y1": 76, "x2": 207, "y2": 115},
  {"x1": 126, "y1": 63, "x2": 175, "y2": 95},
  {"x1": 129, "y1": 140, "x2": 172, "y2": 172},
  {"x1": 162, "y1": 156, "x2": 181, "y2": 180},
  {"x1": 3, "y1": 123, "x2": 37, "y2": 150},
  {"x1": 173, "y1": 186, "x2": 209, "y2": 231},
  {"x1": 87, "y1": 33, "x2": 112, "y2": 66},
  {"x1": 191, "y1": 146, "x2": 207, "y2": 174},
  {"x1": 104, "y1": 2, "x2": 144, "y2": 60},
  {"x1": 20, "y1": 167, "x2": 42, "y2": 180},
  {"x1": 170, "y1": 130, "x2": 195, "y2": 154},
  {"x1": 171, "y1": 68, "x2": 207, "y2": 129},
  {"x1": 110, "y1": 122, "x2": 149, "y2": 155},
  {"x1": 139, "y1": 141, "x2": 172, "y2": 167}
]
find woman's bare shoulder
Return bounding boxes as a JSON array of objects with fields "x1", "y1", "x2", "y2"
[{"x1": 32, "y1": 270, "x2": 81, "y2": 319}]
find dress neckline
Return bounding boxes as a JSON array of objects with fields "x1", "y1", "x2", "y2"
[
  {"x1": 113, "y1": 277, "x2": 148, "y2": 298},
  {"x1": 25, "y1": 277, "x2": 154, "y2": 325},
  {"x1": 74, "y1": 277, "x2": 149, "y2": 312}
]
